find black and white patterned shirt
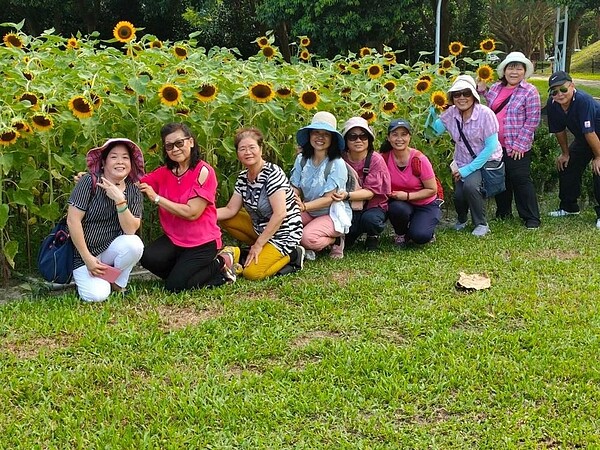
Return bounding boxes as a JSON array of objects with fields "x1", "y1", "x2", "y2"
[
  {"x1": 234, "y1": 162, "x2": 302, "y2": 255},
  {"x1": 68, "y1": 173, "x2": 143, "y2": 269}
]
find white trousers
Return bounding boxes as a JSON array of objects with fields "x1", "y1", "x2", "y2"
[{"x1": 73, "y1": 234, "x2": 144, "y2": 302}]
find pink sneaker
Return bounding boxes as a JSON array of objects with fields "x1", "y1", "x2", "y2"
[
  {"x1": 329, "y1": 235, "x2": 345, "y2": 259},
  {"x1": 394, "y1": 234, "x2": 406, "y2": 246}
]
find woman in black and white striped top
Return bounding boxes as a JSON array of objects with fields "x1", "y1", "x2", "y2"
[
  {"x1": 67, "y1": 138, "x2": 145, "y2": 302},
  {"x1": 218, "y1": 127, "x2": 304, "y2": 279}
]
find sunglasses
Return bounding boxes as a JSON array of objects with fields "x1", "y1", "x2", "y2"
[
  {"x1": 347, "y1": 133, "x2": 369, "y2": 142},
  {"x1": 550, "y1": 85, "x2": 570, "y2": 96},
  {"x1": 164, "y1": 137, "x2": 190, "y2": 152},
  {"x1": 451, "y1": 90, "x2": 473, "y2": 99}
]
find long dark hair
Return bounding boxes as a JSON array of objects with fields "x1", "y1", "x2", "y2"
[
  {"x1": 160, "y1": 122, "x2": 201, "y2": 170},
  {"x1": 300, "y1": 130, "x2": 342, "y2": 161}
]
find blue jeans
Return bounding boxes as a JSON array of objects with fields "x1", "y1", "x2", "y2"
[
  {"x1": 388, "y1": 200, "x2": 441, "y2": 244},
  {"x1": 345, "y1": 207, "x2": 387, "y2": 246}
]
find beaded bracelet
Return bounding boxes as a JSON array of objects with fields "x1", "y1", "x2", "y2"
[{"x1": 117, "y1": 205, "x2": 128, "y2": 213}]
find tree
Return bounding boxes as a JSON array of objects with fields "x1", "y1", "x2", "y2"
[{"x1": 488, "y1": 0, "x2": 554, "y2": 58}]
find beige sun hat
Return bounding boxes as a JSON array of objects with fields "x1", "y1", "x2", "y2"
[
  {"x1": 341, "y1": 116, "x2": 375, "y2": 139},
  {"x1": 447, "y1": 74, "x2": 480, "y2": 104},
  {"x1": 496, "y1": 51, "x2": 534, "y2": 79}
]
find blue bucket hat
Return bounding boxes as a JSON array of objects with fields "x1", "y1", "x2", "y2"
[{"x1": 296, "y1": 111, "x2": 345, "y2": 150}]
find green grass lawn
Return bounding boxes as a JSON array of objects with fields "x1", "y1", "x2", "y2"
[{"x1": 2, "y1": 200, "x2": 600, "y2": 448}]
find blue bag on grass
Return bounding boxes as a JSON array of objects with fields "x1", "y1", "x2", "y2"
[{"x1": 38, "y1": 218, "x2": 74, "y2": 284}]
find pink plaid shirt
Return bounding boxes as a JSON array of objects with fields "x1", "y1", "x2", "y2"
[{"x1": 483, "y1": 80, "x2": 541, "y2": 155}]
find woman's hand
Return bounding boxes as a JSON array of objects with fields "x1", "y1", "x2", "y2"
[
  {"x1": 331, "y1": 191, "x2": 347, "y2": 202},
  {"x1": 97, "y1": 177, "x2": 125, "y2": 203},
  {"x1": 476, "y1": 78, "x2": 487, "y2": 93},
  {"x1": 83, "y1": 255, "x2": 108, "y2": 278},
  {"x1": 73, "y1": 171, "x2": 86, "y2": 183},
  {"x1": 138, "y1": 182, "x2": 158, "y2": 201},
  {"x1": 245, "y1": 242, "x2": 264, "y2": 267},
  {"x1": 388, "y1": 191, "x2": 408, "y2": 201}
]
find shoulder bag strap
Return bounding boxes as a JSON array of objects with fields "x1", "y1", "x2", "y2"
[
  {"x1": 455, "y1": 118, "x2": 477, "y2": 160},
  {"x1": 492, "y1": 94, "x2": 512, "y2": 114}
]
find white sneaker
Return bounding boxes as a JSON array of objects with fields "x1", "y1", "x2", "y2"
[
  {"x1": 549, "y1": 209, "x2": 580, "y2": 217},
  {"x1": 596, "y1": 219, "x2": 600, "y2": 230},
  {"x1": 293, "y1": 245, "x2": 306, "y2": 269},
  {"x1": 454, "y1": 221, "x2": 467, "y2": 231},
  {"x1": 305, "y1": 250, "x2": 316, "y2": 261},
  {"x1": 472, "y1": 224, "x2": 490, "y2": 237}
]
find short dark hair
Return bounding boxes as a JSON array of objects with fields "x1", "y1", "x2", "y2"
[
  {"x1": 300, "y1": 130, "x2": 342, "y2": 161},
  {"x1": 501, "y1": 62, "x2": 526, "y2": 86},
  {"x1": 234, "y1": 127, "x2": 264, "y2": 149},
  {"x1": 160, "y1": 122, "x2": 200, "y2": 170}
]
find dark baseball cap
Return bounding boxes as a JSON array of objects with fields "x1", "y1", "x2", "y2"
[
  {"x1": 548, "y1": 70, "x2": 572, "y2": 89},
  {"x1": 388, "y1": 118, "x2": 411, "y2": 134}
]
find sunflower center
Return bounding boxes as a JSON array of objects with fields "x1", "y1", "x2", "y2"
[
  {"x1": 163, "y1": 87, "x2": 179, "y2": 102},
  {"x1": 251, "y1": 84, "x2": 272, "y2": 99}
]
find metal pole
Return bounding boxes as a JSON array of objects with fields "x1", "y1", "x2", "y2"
[{"x1": 435, "y1": 0, "x2": 442, "y2": 64}]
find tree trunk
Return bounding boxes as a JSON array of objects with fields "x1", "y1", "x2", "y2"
[{"x1": 274, "y1": 21, "x2": 291, "y2": 63}]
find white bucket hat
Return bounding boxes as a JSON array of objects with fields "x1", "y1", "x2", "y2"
[
  {"x1": 447, "y1": 74, "x2": 480, "y2": 104},
  {"x1": 341, "y1": 116, "x2": 375, "y2": 140},
  {"x1": 496, "y1": 51, "x2": 534, "y2": 79},
  {"x1": 296, "y1": 111, "x2": 345, "y2": 150}
]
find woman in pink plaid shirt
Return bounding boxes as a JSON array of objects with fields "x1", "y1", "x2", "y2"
[{"x1": 477, "y1": 52, "x2": 542, "y2": 229}]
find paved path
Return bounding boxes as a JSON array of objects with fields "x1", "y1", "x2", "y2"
[{"x1": 530, "y1": 74, "x2": 600, "y2": 89}]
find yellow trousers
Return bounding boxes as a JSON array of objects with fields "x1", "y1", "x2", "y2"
[{"x1": 220, "y1": 210, "x2": 291, "y2": 280}]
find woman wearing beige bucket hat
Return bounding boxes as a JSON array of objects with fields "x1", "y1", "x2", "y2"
[
  {"x1": 429, "y1": 74, "x2": 503, "y2": 237},
  {"x1": 67, "y1": 138, "x2": 145, "y2": 302},
  {"x1": 476, "y1": 51, "x2": 542, "y2": 229},
  {"x1": 290, "y1": 111, "x2": 349, "y2": 259}
]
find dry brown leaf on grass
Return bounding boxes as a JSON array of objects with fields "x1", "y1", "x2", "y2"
[{"x1": 456, "y1": 272, "x2": 491, "y2": 291}]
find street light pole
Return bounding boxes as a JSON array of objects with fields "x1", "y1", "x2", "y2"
[{"x1": 435, "y1": 0, "x2": 442, "y2": 64}]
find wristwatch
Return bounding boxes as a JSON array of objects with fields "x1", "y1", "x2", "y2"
[{"x1": 154, "y1": 195, "x2": 161, "y2": 204}]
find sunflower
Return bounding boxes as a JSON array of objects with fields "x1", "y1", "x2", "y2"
[
  {"x1": 299, "y1": 36, "x2": 311, "y2": 47},
  {"x1": 367, "y1": 64, "x2": 384, "y2": 80},
  {"x1": 359, "y1": 47, "x2": 371, "y2": 58},
  {"x1": 340, "y1": 87, "x2": 352, "y2": 97},
  {"x1": 360, "y1": 101, "x2": 373, "y2": 110},
  {"x1": 248, "y1": 82, "x2": 275, "y2": 103},
  {"x1": 158, "y1": 84, "x2": 182, "y2": 106},
  {"x1": 90, "y1": 92, "x2": 102, "y2": 108},
  {"x1": 361, "y1": 110, "x2": 376, "y2": 124},
  {"x1": 196, "y1": 84, "x2": 218, "y2": 103},
  {"x1": 173, "y1": 46, "x2": 188, "y2": 60},
  {"x1": 437, "y1": 68, "x2": 447, "y2": 76},
  {"x1": 31, "y1": 113, "x2": 53, "y2": 131},
  {"x1": 150, "y1": 40, "x2": 163, "y2": 49},
  {"x1": 383, "y1": 52, "x2": 396, "y2": 64},
  {"x1": 430, "y1": 91, "x2": 447, "y2": 110},
  {"x1": 0, "y1": 128, "x2": 19, "y2": 146},
  {"x1": 22, "y1": 71, "x2": 33, "y2": 81},
  {"x1": 448, "y1": 41, "x2": 464, "y2": 56},
  {"x1": 477, "y1": 65, "x2": 494, "y2": 82},
  {"x1": 256, "y1": 36, "x2": 269, "y2": 48},
  {"x1": 441, "y1": 58, "x2": 453, "y2": 70},
  {"x1": 261, "y1": 45, "x2": 276, "y2": 59},
  {"x1": 419, "y1": 74, "x2": 433, "y2": 83},
  {"x1": 177, "y1": 68, "x2": 187, "y2": 75},
  {"x1": 298, "y1": 90, "x2": 320, "y2": 110},
  {"x1": 68, "y1": 96, "x2": 93, "y2": 118},
  {"x1": 3, "y1": 33, "x2": 24, "y2": 48},
  {"x1": 381, "y1": 102, "x2": 398, "y2": 114},
  {"x1": 383, "y1": 80, "x2": 397, "y2": 92},
  {"x1": 176, "y1": 107, "x2": 190, "y2": 116},
  {"x1": 113, "y1": 21, "x2": 136, "y2": 43},
  {"x1": 479, "y1": 38, "x2": 496, "y2": 53},
  {"x1": 12, "y1": 120, "x2": 32, "y2": 134},
  {"x1": 276, "y1": 87, "x2": 292, "y2": 98},
  {"x1": 299, "y1": 50, "x2": 311, "y2": 61},
  {"x1": 66, "y1": 37, "x2": 79, "y2": 49},
  {"x1": 415, "y1": 79, "x2": 432, "y2": 94},
  {"x1": 349, "y1": 62, "x2": 361, "y2": 73},
  {"x1": 19, "y1": 92, "x2": 39, "y2": 108}
]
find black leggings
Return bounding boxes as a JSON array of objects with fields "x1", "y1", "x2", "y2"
[{"x1": 141, "y1": 235, "x2": 223, "y2": 292}]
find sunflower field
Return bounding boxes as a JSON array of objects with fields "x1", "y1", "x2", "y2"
[{"x1": 0, "y1": 19, "x2": 501, "y2": 277}]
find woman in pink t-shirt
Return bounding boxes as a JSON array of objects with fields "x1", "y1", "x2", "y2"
[
  {"x1": 139, "y1": 123, "x2": 234, "y2": 291},
  {"x1": 381, "y1": 118, "x2": 441, "y2": 246}
]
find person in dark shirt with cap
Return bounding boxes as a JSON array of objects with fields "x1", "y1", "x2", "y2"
[{"x1": 546, "y1": 70, "x2": 600, "y2": 228}]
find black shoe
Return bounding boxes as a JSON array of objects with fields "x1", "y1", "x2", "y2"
[{"x1": 365, "y1": 235, "x2": 380, "y2": 251}]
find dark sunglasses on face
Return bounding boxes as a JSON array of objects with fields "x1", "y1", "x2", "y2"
[
  {"x1": 550, "y1": 85, "x2": 570, "y2": 96},
  {"x1": 451, "y1": 90, "x2": 473, "y2": 99},
  {"x1": 164, "y1": 137, "x2": 190, "y2": 151},
  {"x1": 347, "y1": 133, "x2": 369, "y2": 142}
]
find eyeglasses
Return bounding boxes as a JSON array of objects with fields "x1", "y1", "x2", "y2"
[
  {"x1": 347, "y1": 133, "x2": 369, "y2": 142},
  {"x1": 164, "y1": 137, "x2": 190, "y2": 152},
  {"x1": 550, "y1": 85, "x2": 570, "y2": 96},
  {"x1": 451, "y1": 90, "x2": 473, "y2": 99}
]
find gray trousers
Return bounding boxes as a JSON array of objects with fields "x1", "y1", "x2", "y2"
[{"x1": 454, "y1": 169, "x2": 487, "y2": 226}]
